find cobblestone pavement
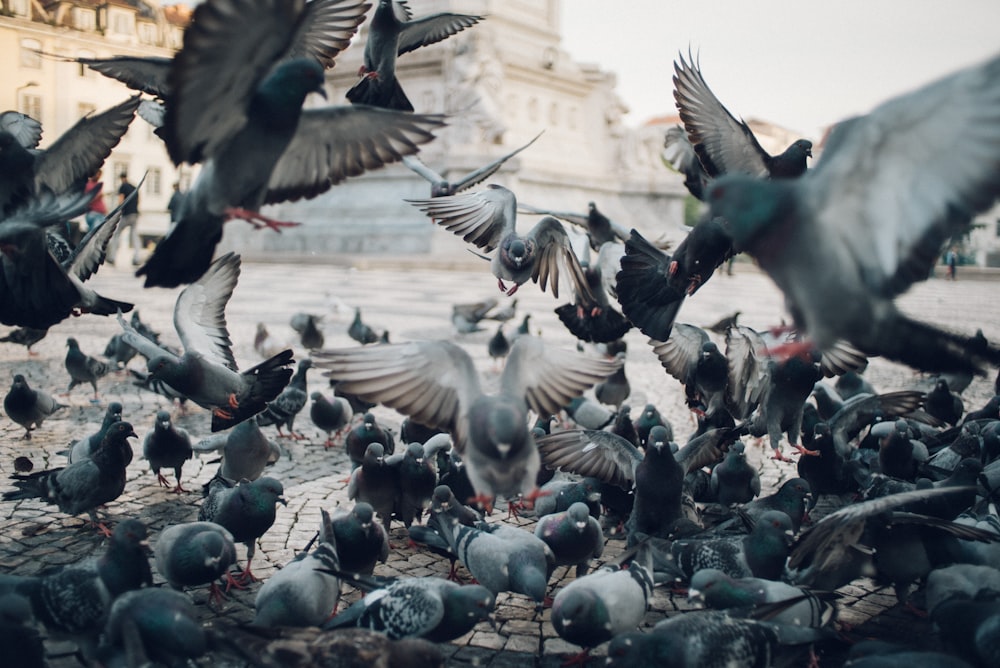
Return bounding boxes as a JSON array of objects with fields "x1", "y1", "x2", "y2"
[{"x1": 1, "y1": 255, "x2": 997, "y2": 667}]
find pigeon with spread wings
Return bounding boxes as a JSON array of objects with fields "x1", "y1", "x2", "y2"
[
  {"x1": 407, "y1": 184, "x2": 593, "y2": 300},
  {"x1": 118, "y1": 253, "x2": 294, "y2": 431},
  {"x1": 314, "y1": 337, "x2": 620, "y2": 505}
]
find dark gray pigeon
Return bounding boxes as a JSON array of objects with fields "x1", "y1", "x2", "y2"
[
  {"x1": 257, "y1": 357, "x2": 313, "y2": 439},
  {"x1": 255, "y1": 509, "x2": 341, "y2": 627},
  {"x1": 64, "y1": 337, "x2": 112, "y2": 402},
  {"x1": 3, "y1": 373, "x2": 65, "y2": 439},
  {"x1": 290, "y1": 312, "x2": 325, "y2": 350},
  {"x1": 331, "y1": 501, "x2": 390, "y2": 575},
  {"x1": 487, "y1": 324, "x2": 510, "y2": 369},
  {"x1": 534, "y1": 501, "x2": 603, "y2": 577},
  {"x1": 348, "y1": 443, "x2": 398, "y2": 534},
  {"x1": 310, "y1": 390, "x2": 353, "y2": 448},
  {"x1": 345, "y1": 411, "x2": 395, "y2": 468},
  {"x1": 0, "y1": 519, "x2": 151, "y2": 659},
  {"x1": 407, "y1": 185, "x2": 595, "y2": 300},
  {"x1": 554, "y1": 240, "x2": 633, "y2": 344},
  {"x1": 395, "y1": 441, "x2": 437, "y2": 528},
  {"x1": 594, "y1": 353, "x2": 630, "y2": 408},
  {"x1": 0, "y1": 593, "x2": 45, "y2": 668},
  {"x1": 136, "y1": 0, "x2": 443, "y2": 287},
  {"x1": 402, "y1": 131, "x2": 542, "y2": 197},
  {"x1": 346, "y1": 0, "x2": 482, "y2": 111},
  {"x1": 194, "y1": 415, "x2": 282, "y2": 486},
  {"x1": 707, "y1": 53, "x2": 1000, "y2": 374},
  {"x1": 322, "y1": 570, "x2": 494, "y2": 642},
  {"x1": 348, "y1": 307, "x2": 379, "y2": 344},
  {"x1": 143, "y1": 409, "x2": 193, "y2": 493},
  {"x1": 119, "y1": 253, "x2": 295, "y2": 431},
  {"x1": 926, "y1": 379, "x2": 965, "y2": 426},
  {"x1": 99, "y1": 587, "x2": 207, "y2": 668},
  {"x1": 0, "y1": 327, "x2": 48, "y2": 356},
  {"x1": 688, "y1": 568, "x2": 837, "y2": 629},
  {"x1": 3, "y1": 421, "x2": 137, "y2": 533},
  {"x1": 198, "y1": 476, "x2": 287, "y2": 584},
  {"x1": 517, "y1": 200, "x2": 631, "y2": 250},
  {"x1": 316, "y1": 337, "x2": 620, "y2": 506},
  {"x1": 710, "y1": 442, "x2": 761, "y2": 506},
  {"x1": 154, "y1": 520, "x2": 237, "y2": 605}
]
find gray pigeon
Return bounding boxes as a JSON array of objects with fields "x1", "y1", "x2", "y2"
[
  {"x1": 254, "y1": 509, "x2": 341, "y2": 627},
  {"x1": 348, "y1": 307, "x2": 379, "y2": 345},
  {"x1": 322, "y1": 572, "x2": 494, "y2": 642},
  {"x1": 535, "y1": 501, "x2": 604, "y2": 577},
  {"x1": 3, "y1": 373, "x2": 66, "y2": 439},
  {"x1": 346, "y1": 0, "x2": 483, "y2": 111},
  {"x1": 0, "y1": 519, "x2": 151, "y2": 658},
  {"x1": 395, "y1": 442, "x2": 437, "y2": 528},
  {"x1": 143, "y1": 409, "x2": 193, "y2": 493},
  {"x1": 64, "y1": 337, "x2": 112, "y2": 402},
  {"x1": 348, "y1": 443, "x2": 398, "y2": 534},
  {"x1": 331, "y1": 501, "x2": 390, "y2": 576},
  {"x1": 154, "y1": 520, "x2": 237, "y2": 605},
  {"x1": 290, "y1": 313, "x2": 325, "y2": 350},
  {"x1": 194, "y1": 415, "x2": 282, "y2": 487},
  {"x1": 925, "y1": 563, "x2": 1000, "y2": 617},
  {"x1": 309, "y1": 390, "x2": 353, "y2": 448},
  {"x1": 119, "y1": 253, "x2": 295, "y2": 432},
  {"x1": 710, "y1": 442, "x2": 761, "y2": 506},
  {"x1": 3, "y1": 421, "x2": 137, "y2": 533},
  {"x1": 707, "y1": 53, "x2": 1000, "y2": 374},
  {"x1": 99, "y1": 588, "x2": 207, "y2": 668},
  {"x1": 68, "y1": 402, "x2": 124, "y2": 463},
  {"x1": 198, "y1": 476, "x2": 287, "y2": 584},
  {"x1": 316, "y1": 337, "x2": 620, "y2": 507},
  {"x1": 688, "y1": 568, "x2": 837, "y2": 629},
  {"x1": 408, "y1": 185, "x2": 594, "y2": 300},
  {"x1": 401, "y1": 131, "x2": 542, "y2": 197},
  {"x1": 0, "y1": 327, "x2": 48, "y2": 356},
  {"x1": 257, "y1": 358, "x2": 313, "y2": 439},
  {"x1": 136, "y1": 0, "x2": 444, "y2": 287},
  {"x1": 550, "y1": 543, "x2": 654, "y2": 661}
]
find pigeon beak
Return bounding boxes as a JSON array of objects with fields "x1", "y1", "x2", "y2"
[
  {"x1": 360, "y1": 521, "x2": 371, "y2": 530},
  {"x1": 575, "y1": 521, "x2": 587, "y2": 530},
  {"x1": 496, "y1": 442, "x2": 512, "y2": 458},
  {"x1": 279, "y1": 496, "x2": 288, "y2": 506},
  {"x1": 688, "y1": 589, "x2": 704, "y2": 606},
  {"x1": 586, "y1": 492, "x2": 601, "y2": 502},
  {"x1": 127, "y1": 428, "x2": 138, "y2": 439}
]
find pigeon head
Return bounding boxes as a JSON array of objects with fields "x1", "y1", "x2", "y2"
[
  {"x1": 503, "y1": 237, "x2": 531, "y2": 267},
  {"x1": 432, "y1": 485, "x2": 455, "y2": 511},
  {"x1": 107, "y1": 420, "x2": 139, "y2": 441},
  {"x1": 450, "y1": 584, "x2": 495, "y2": 625},
  {"x1": 252, "y1": 476, "x2": 287, "y2": 506},
  {"x1": 707, "y1": 175, "x2": 792, "y2": 250},
  {"x1": 362, "y1": 412, "x2": 376, "y2": 427},
  {"x1": 482, "y1": 401, "x2": 529, "y2": 460},
  {"x1": 552, "y1": 587, "x2": 607, "y2": 646},
  {"x1": 687, "y1": 568, "x2": 731, "y2": 607},
  {"x1": 406, "y1": 442, "x2": 425, "y2": 463},
  {"x1": 352, "y1": 501, "x2": 375, "y2": 528},
  {"x1": 66, "y1": 337, "x2": 80, "y2": 350},
  {"x1": 364, "y1": 442, "x2": 385, "y2": 465},
  {"x1": 791, "y1": 138, "x2": 814, "y2": 158},
  {"x1": 647, "y1": 425, "x2": 670, "y2": 451},
  {"x1": 566, "y1": 502, "x2": 590, "y2": 531},
  {"x1": 10, "y1": 373, "x2": 27, "y2": 388},
  {"x1": 155, "y1": 409, "x2": 172, "y2": 429}
]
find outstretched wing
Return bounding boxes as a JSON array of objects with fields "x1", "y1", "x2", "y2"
[{"x1": 174, "y1": 253, "x2": 240, "y2": 370}]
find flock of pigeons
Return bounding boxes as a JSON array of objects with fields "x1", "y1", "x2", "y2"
[{"x1": 2, "y1": 0, "x2": 1000, "y2": 666}]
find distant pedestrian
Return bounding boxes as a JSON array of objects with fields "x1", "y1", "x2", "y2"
[
  {"x1": 946, "y1": 246, "x2": 958, "y2": 280},
  {"x1": 84, "y1": 169, "x2": 107, "y2": 233},
  {"x1": 167, "y1": 181, "x2": 186, "y2": 226},
  {"x1": 108, "y1": 172, "x2": 141, "y2": 266}
]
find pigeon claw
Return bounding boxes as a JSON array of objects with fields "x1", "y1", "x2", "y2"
[
  {"x1": 560, "y1": 649, "x2": 591, "y2": 667},
  {"x1": 771, "y1": 450, "x2": 796, "y2": 463},
  {"x1": 791, "y1": 444, "x2": 820, "y2": 457},
  {"x1": 225, "y1": 207, "x2": 302, "y2": 233},
  {"x1": 467, "y1": 493, "x2": 495, "y2": 515},
  {"x1": 668, "y1": 260, "x2": 679, "y2": 277},
  {"x1": 155, "y1": 472, "x2": 172, "y2": 489}
]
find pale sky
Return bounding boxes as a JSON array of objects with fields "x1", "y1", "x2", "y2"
[{"x1": 559, "y1": 0, "x2": 1000, "y2": 138}]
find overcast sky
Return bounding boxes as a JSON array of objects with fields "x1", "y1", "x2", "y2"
[{"x1": 559, "y1": 0, "x2": 1000, "y2": 138}]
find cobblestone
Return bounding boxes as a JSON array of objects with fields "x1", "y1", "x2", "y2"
[{"x1": 0, "y1": 257, "x2": 996, "y2": 666}]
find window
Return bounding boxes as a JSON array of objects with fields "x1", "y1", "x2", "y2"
[
  {"x1": 9, "y1": 0, "x2": 28, "y2": 16},
  {"x1": 20, "y1": 39, "x2": 41, "y2": 68},
  {"x1": 73, "y1": 8, "x2": 96, "y2": 31},
  {"x1": 110, "y1": 11, "x2": 133, "y2": 35},
  {"x1": 77, "y1": 103, "x2": 96, "y2": 119},
  {"x1": 21, "y1": 95, "x2": 41, "y2": 122},
  {"x1": 146, "y1": 168, "x2": 162, "y2": 196},
  {"x1": 138, "y1": 22, "x2": 157, "y2": 45}
]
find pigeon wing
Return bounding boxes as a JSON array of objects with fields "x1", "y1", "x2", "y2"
[
  {"x1": 525, "y1": 216, "x2": 594, "y2": 301},
  {"x1": 407, "y1": 184, "x2": 516, "y2": 252},
  {"x1": 74, "y1": 55, "x2": 173, "y2": 97},
  {"x1": 615, "y1": 229, "x2": 685, "y2": 341},
  {"x1": 725, "y1": 325, "x2": 770, "y2": 419},
  {"x1": 449, "y1": 131, "x2": 544, "y2": 193},
  {"x1": 396, "y1": 12, "x2": 483, "y2": 56},
  {"x1": 649, "y1": 323, "x2": 711, "y2": 385},
  {"x1": 66, "y1": 176, "x2": 143, "y2": 281},
  {"x1": 264, "y1": 106, "x2": 444, "y2": 203},
  {"x1": 0, "y1": 111, "x2": 42, "y2": 149},
  {"x1": 375, "y1": 581, "x2": 445, "y2": 638},
  {"x1": 536, "y1": 429, "x2": 642, "y2": 489},
  {"x1": 174, "y1": 253, "x2": 240, "y2": 371},
  {"x1": 117, "y1": 312, "x2": 174, "y2": 363},
  {"x1": 284, "y1": 0, "x2": 371, "y2": 69}
]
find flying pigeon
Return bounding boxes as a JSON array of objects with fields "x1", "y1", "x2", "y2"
[
  {"x1": 402, "y1": 131, "x2": 542, "y2": 197},
  {"x1": 316, "y1": 337, "x2": 621, "y2": 506},
  {"x1": 154, "y1": 520, "x2": 237, "y2": 606},
  {"x1": 331, "y1": 501, "x2": 390, "y2": 576},
  {"x1": 143, "y1": 409, "x2": 193, "y2": 493},
  {"x1": 134, "y1": 0, "x2": 445, "y2": 287},
  {"x1": 199, "y1": 476, "x2": 287, "y2": 585},
  {"x1": 706, "y1": 53, "x2": 1000, "y2": 374},
  {"x1": 451, "y1": 297, "x2": 501, "y2": 333},
  {"x1": 309, "y1": 390, "x2": 353, "y2": 448},
  {"x1": 407, "y1": 184, "x2": 594, "y2": 300},
  {"x1": 554, "y1": 240, "x2": 632, "y2": 344},
  {"x1": 3, "y1": 421, "x2": 137, "y2": 533},
  {"x1": 254, "y1": 323, "x2": 288, "y2": 359},
  {"x1": 3, "y1": 373, "x2": 66, "y2": 439},
  {"x1": 118, "y1": 253, "x2": 295, "y2": 431},
  {"x1": 517, "y1": 200, "x2": 631, "y2": 250},
  {"x1": 64, "y1": 337, "x2": 112, "y2": 402},
  {"x1": 257, "y1": 358, "x2": 313, "y2": 439},
  {"x1": 346, "y1": 0, "x2": 483, "y2": 111}
]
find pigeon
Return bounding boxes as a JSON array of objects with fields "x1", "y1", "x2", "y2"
[
  {"x1": 254, "y1": 322, "x2": 288, "y2": 359},
  {"x1": 316, "y1": 337, "x2": 620, "y2": 506},
  {"x1": 395, "y1": 442, "x2": 437, "y2": 528},
  {"x1": 199, "y1": 476, "x2": 286, "y2": 584},
  {"x1": 650, "y1": 323, "x2": 731, "y2": 418},
  {"x1": 257, "y1": 358, "x2": 313, "y2": 439},
  {"x1": 662, "y1": 123, "x2": 711, "y2": 200},
  {"x1": 925, "y1": 563, "x2": 1000, "y2": 617},
  {"x1": 118, "y1": 253, "x2": 295, "y2": 431},
  {"x1": 531, "y1": 477, "x2": 602, "y2": 520},
  {"x1": 407, "y1": 185, "x2": 594, "y2": 300},
  {"x1": 554, "y1": 240, "x2": 632, "y2": 344},
  {"x1": 135, "y1": 0, "x2": 444, "y2": 287},
  {"x1": 563, "y1": 395, "x2": 615, "y2": 430},
  {"x1": 348, "y1": 443, "x2": 399, "y2": 534},
  {"x1": 926, "y1": 379, "x2": 965, "y2": 426},
  {"x1": 594, "y1": 353, "x2": 630, "y2": 408},
  {"x1": 451, "y1": 297, "x2": 500, "y2": 333},
  {"x1": 310, "y1": 391, "x2": 354, "y2": 448},
  {"x1": 0, "y1": 519, "x2": 150, "y2": 658},
  {"x1": 3, "y1": 421, "x2": 137, "y2": 533},
  {"x1": 99, "y1": 588, "x2": 207, "y2": 668},
  {"x1": 710, "y1": 442, "x2": 761, "y2": 506},
  {"x1": 143, "y1": 409, "x2": 193, "y2": 493},
  {"x1": 635, "y1": 403, "x2": 671, "y2": 448},
  {"x1": 66, "y1": 402, "x2": 124, "y2": 464},
  {"x1": 487, "y1": 324, "x2": 510, "y2": 368},
  {"x1": 931, "y1": 599, "x2": 1000, "y2": 668},
  {"x1": 534, "y1": 501, "x2": 603, "y2": 577},
  {"x1": 345, "y1": 412, "x2": 395, "y2": 469},
  {"x1": 687, "y1": 568, "x2": 837, "y2": 629},
  {"x1": 64, "y1": 337, "x2": 112, "y2": 402},
  {"x1": 290, "y1": 313, "x2": 325, "y2": 350},
  {"x1": 707, "y1": 311, "x2": 741, "y2": 334},
  {"x1": 254, "y1": 509, "x2": 341, "y2": 628},
  {"x1": 322, "y1": 572, "x2": 494, "y2": 642},
  {"x1": 154, "y1": 520, "x2": 237, "y2": 605},
  {"x1": 707, "y1": 53, "x2": 1000, "y2": 374},
  {"x1": 195, "y1": 418, "x2": 283, "y2": 489},
  {"x1": 402, "y1": 131, "x2": 542, "y2": 197},
  {"x1": 551, "y1": 543, "x2": 654, "y2": 662},
  {"x1": 349, "y1": 308, "x2": 379, "y2": 344},
  {"x1": 3, "y1": 373, "x2": 66, "y2": 439},
  {"x1": 0, "y1": 327, "x2": 47, "y2": 356},
  {"x1": 517, "y1": 200, "x2": 631, "y2": 250},
  {"x1": 331, "y1": 501, "x2": 390, "y2": 576},
  {"x1": 0, "y1": 594, "x2": 45, "y2": 668},
  {"x1": 346, "y1": 0, "x2": 483, "y2": 112},
  {"x1": 730, "y1": 477, "x2": 812, "y2": 533}
]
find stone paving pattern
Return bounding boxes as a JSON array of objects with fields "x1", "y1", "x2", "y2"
[{"x1": 1, "y1": 255, "x2": 997, "y2": 667}]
